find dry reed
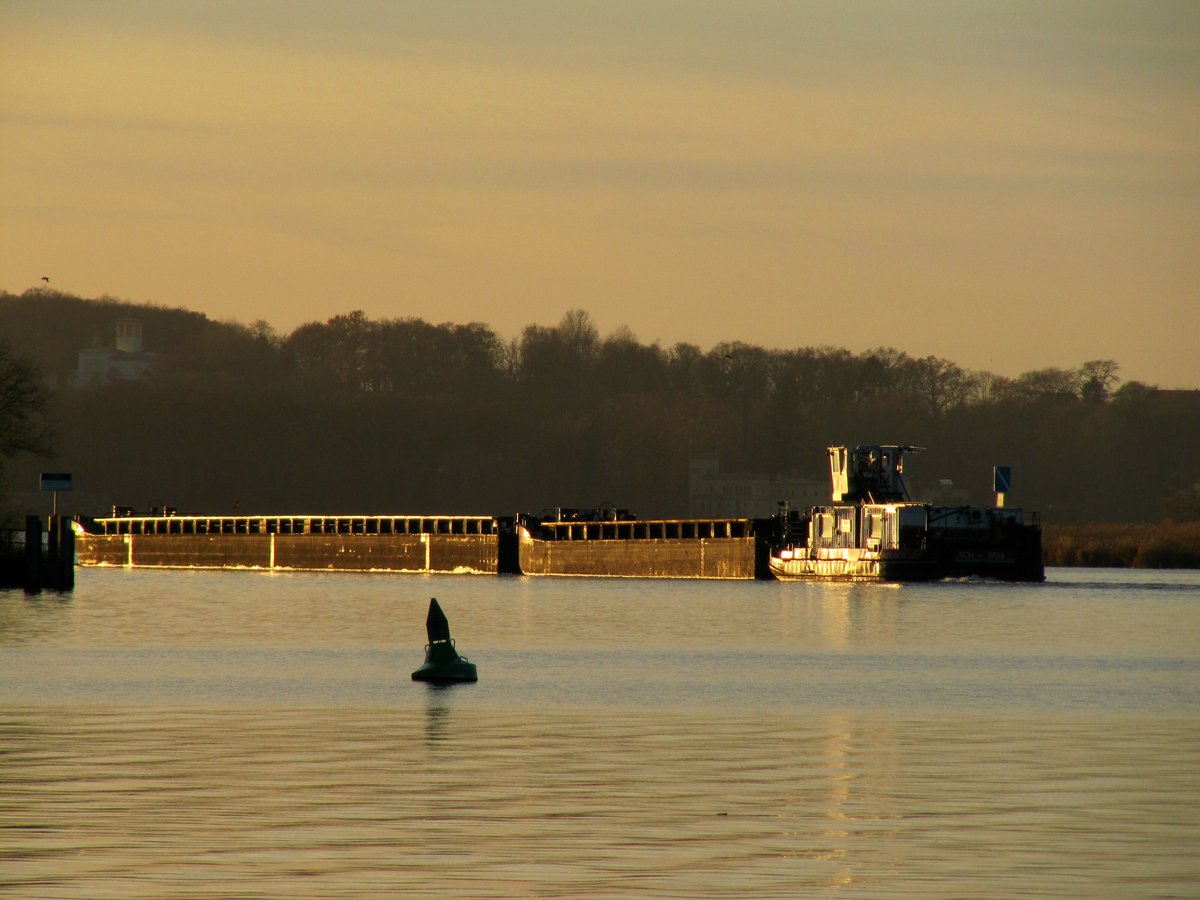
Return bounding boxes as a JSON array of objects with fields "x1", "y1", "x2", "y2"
[{"x1": 1042, "y1": 521, "x2": 1200, "y2": 568}]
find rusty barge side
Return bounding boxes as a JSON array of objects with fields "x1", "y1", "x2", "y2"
[
  {"x1": 74, "y1": 512, "x2": 774, "y2": 579},
  {"x1": 75, "y1": 514, "x2": 501, "y2": 575},
  {"x1": 516, "y1": 514, "x2": 770, "y2": 580}
]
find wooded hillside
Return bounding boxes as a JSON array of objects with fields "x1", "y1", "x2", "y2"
[{"x1": 3, "y1": 289, "x2": 1197, "y2": 522}]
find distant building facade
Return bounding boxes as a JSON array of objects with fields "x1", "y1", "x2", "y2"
[
  {"x1": 76, "y1": 318, "x2": 158, "y2": 385},
  {"x1": 688, "y1": 458, "x2": 827, "y2": 518}
]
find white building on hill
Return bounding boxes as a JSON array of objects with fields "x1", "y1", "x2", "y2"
[{"x1": 76, "y1": 318, "x2": 158, "y2": 385}]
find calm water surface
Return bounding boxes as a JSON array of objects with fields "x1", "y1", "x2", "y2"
[{"x1": 2, "y1": 568, "x2": 1198, "y2": 897}]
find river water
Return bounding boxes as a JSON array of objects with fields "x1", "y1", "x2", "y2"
[{"x1": 2, "y1": 567, "x2": 1198, "y2": 897}]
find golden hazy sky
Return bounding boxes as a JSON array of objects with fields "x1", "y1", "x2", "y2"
[{"x1": 2, "y1": 1, "x2": 1197, "y2": 386}]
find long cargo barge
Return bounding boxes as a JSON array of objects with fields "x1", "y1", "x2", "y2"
[
  {"x1": 516, "y1": 513, "x2": 765, "y2": 579},
  {"x1": 74, "y1": 510, "x2": 768, "y2": 579},
  {"x1": 73, "y1": 443, "x2": 1043, "y2": 583},
  {"x1": 75, "y1": 514, "x2": 503, "y2": 575}
]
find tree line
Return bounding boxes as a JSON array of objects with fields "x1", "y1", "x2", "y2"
[{"x1": 1, "y1": 289, "x2": 1197, "y2": 522}]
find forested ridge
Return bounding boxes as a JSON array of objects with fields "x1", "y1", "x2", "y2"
[{"x1": 2, "y1": 289, "x2": 1197, "y2": 523}]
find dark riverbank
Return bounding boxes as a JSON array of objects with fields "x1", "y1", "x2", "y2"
[{"x1": 1043, "y1": 522, "x2": 1200, "y2": 568}]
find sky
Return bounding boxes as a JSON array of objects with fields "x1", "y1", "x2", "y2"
[{"x1": 1, "y1": 1, "x2": 1197, "y2": 387}]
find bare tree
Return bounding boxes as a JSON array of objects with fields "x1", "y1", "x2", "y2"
[
  {"x1": 909, "y1": 356, "x2": 971, "y2": 418},
  {"x1": 0, "y1": 341, "x2": 53, "y2": 496},
  {"x1": 1078, "y1": 359, "x2": 1120, "y2": 403},
  {"x1": 1011, "y1": 367, "x2": 1082, "y2": 401}
]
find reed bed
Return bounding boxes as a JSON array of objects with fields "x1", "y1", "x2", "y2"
[{"x1": 1042, "y1": 521, "x2": 1200, "y2": 568}]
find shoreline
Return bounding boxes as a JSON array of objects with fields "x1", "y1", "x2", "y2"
[{"x1": 1042, "y1": 521, "x2": 1200, "y2": 568}]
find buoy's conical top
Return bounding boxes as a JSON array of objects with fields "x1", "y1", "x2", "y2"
[{"x1": 426, "y1": 597, "x2": 451, "y2": 643}]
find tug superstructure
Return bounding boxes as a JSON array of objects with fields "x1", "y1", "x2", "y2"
[{"x1": 767, "y1": 445, "x2": 1044, "y2": 582}]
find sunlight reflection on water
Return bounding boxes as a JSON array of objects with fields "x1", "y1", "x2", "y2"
[{"x1": 1, "y1": 567, "x2": 1198, "y2": 897}]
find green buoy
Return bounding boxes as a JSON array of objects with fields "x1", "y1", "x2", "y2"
[{"x1": 411, "y1": 597, "x2": 478, "y2": 683}]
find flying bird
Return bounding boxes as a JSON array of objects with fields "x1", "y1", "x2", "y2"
[{"x1": 41, "y1": 276, "x2": 49, "y2": 283}]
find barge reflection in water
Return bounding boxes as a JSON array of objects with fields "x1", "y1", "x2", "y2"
[{"x1": 1, "y1": 568, "x2": 1197, "y2": 896}]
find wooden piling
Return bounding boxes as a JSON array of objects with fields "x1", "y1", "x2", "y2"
[{"x1": 24, "y1": 515, "x2": 41, "y2": 592}]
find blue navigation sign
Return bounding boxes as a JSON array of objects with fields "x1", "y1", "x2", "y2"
[
  {"x1": 40, "y1": 472, "x2": 72, "y2": 492},
  {"x1": 993, "y1": 466, "x2": 1012, "y2": 494}
]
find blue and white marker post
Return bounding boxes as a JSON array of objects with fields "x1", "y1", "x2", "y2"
[
  {"x1": 993, "y1": 466, "x2": 1012, "y2": 509},
  {"x1": 40, "y1": 472, "x2": 72, "y2": 517}
]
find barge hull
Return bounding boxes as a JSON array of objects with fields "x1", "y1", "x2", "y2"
[
  {"x1": 768, "y1": 552, "x2": 940, "y2": 582},
  {"x1": 519, "y1": 533, "x2": 759, "y2": 580},
  {"x1": 75, "y1": 533, "x2": 499, "y2": 574},
  {"x1": 767, "y1": 527, "x2": 1045, "y2": 583}
]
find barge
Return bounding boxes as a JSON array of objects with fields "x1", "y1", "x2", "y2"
[
  {"x1": 73, "y1": 445, "x2": 1043, "y2": 583},
  {"x1": 74, "y1": 514, "x2": 503, "y2": 575},
  {"x1": 767, "y1": 445, "x2": 1044, "y2": 582},
  {"x1": 73, "y1": 508, "x2": 770, "y2": 579},
  {"x1": 516, "y1": 509, "x2": 765, "y2": 579}
]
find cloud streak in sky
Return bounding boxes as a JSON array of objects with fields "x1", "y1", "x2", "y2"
[{"x1": 2, "y1": 1, "x2": 1197, "y2": 384}]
